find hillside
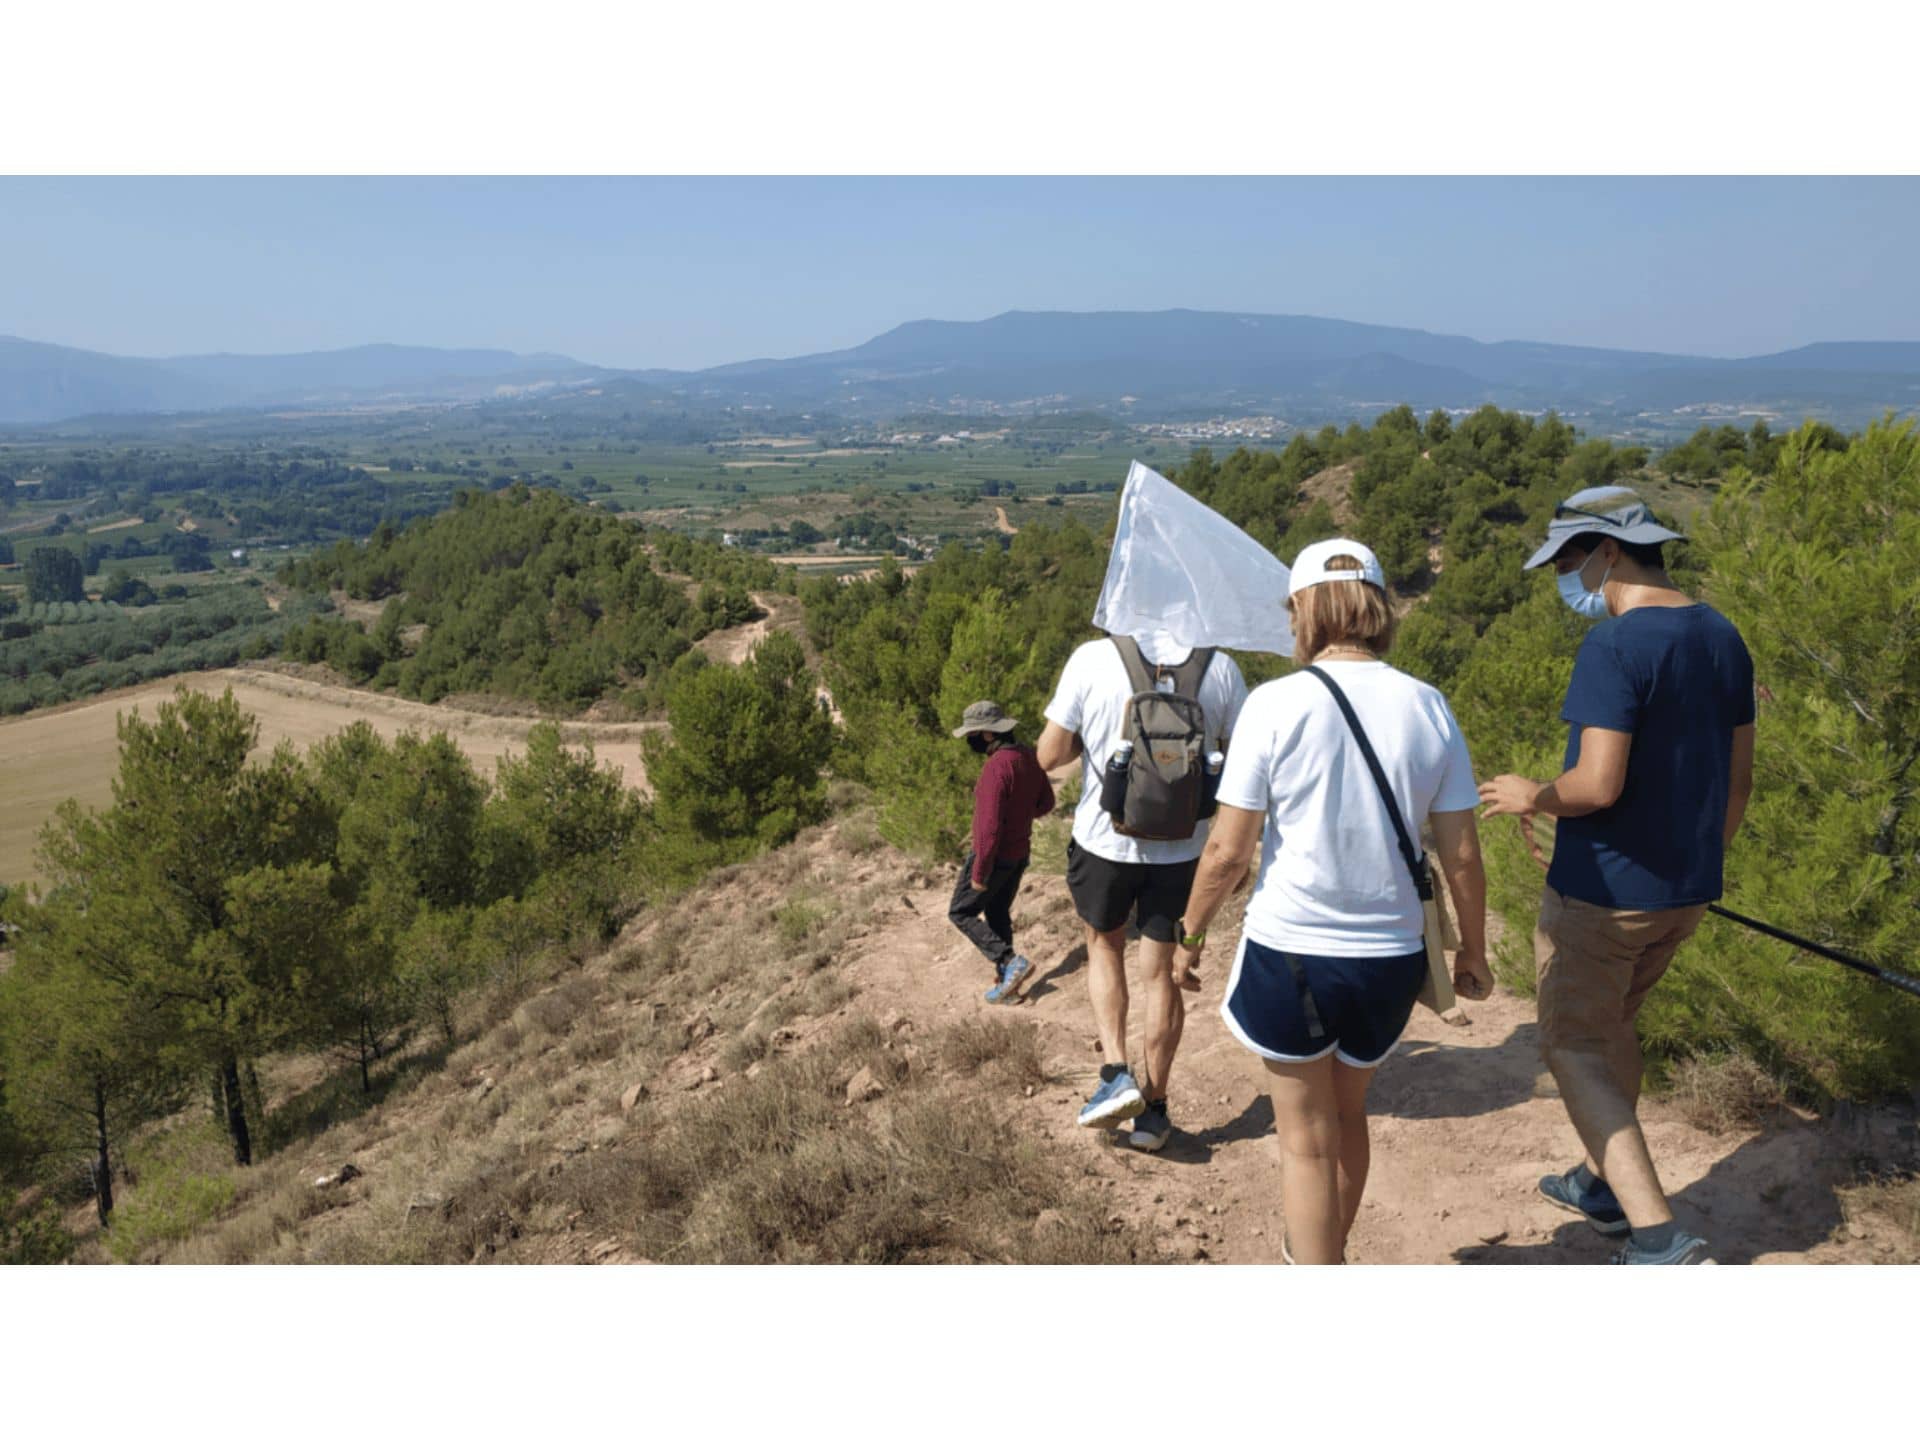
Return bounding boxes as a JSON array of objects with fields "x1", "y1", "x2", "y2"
[{"x1": 71, "y1": 807, "x2": 1919, "y2": 1265}]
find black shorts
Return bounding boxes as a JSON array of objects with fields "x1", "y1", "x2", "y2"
[
  {"x1": 1220, "y1": 935, "x2": 1427, "y2": 1067},
  {"x1": 1064, "y1": 838, "x2": 1199, "y2": 943}
]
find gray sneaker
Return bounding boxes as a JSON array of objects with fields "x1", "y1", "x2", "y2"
[{"x1": 1611, "y1": 1231, "x2": 1714, "y2": 1265}]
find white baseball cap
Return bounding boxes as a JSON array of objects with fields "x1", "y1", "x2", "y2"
[{"x1": 1289, "y1": 537, "x2": 1386, "y2": 595}]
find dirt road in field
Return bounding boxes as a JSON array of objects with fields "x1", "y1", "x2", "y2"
[
  {"x1": 831, "y1": 850, "x2": 1912, "y2": 1265},
  {"x1": 693, "y1": 592, "x2": 808, "y2": 666},
  {"x1": 0, "y1": 668, "x2": 659, "y2": 888}
]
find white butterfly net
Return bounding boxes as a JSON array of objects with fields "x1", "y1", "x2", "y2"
[{"x1": 1091, "y1": 460, "x2": 1295, "y2": 657}]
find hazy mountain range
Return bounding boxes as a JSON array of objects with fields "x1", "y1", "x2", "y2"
[
  {"x1": 6, "y1": 311, "x2": 1920, "y2": 426},
  {"x1": 0, "y1": 337, "x2": 611, "y2": 425}
]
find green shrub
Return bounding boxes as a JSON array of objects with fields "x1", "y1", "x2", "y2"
[
  {"x1": 1, "y1": 1189, "x2": 75, "y2": 1265},
  {"x1": 105, "y1": 1124, "x2": 237, "y2": 1263},
  {"x1": 774, "y1": 899, "x2": 826, "y2": 945}
]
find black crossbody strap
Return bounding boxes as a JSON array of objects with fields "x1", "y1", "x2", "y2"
[{"x1": 1304, "y1": 665, "x2": 1433, "y2": 902}]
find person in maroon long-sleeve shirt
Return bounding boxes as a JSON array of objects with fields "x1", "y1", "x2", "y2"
[{"x1": 948, "y1": 700, "x2": 1056, "y2": 1004}]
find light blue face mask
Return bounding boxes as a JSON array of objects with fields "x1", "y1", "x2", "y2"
[{"x1": 1557, "y1": 549, "x2": 1614, "y2": 620}]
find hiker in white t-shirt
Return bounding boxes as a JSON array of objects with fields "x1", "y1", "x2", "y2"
[
  {"x1": 1175, "y1": 539, "x2": 1493, "y2": 1263},
  {"x1": 1036, "y1": 631, "x2": 1248, "y2": 1151}
]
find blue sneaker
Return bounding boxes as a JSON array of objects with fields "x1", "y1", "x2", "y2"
[
  {"x1": 1538, "y1": 1166, "x2": 1631, "y2": 1237},
  {"x1": 1077, "y1": 1065, "x2": 1145, "y2": 1129},
  {"x1": 1611, "y1": 1231, "x2": 1714, "y2": 1265},
  {"x1": 1128, "y1": 1098, "x2": 1172, "y2": 1153},
  {"x1": 983, "y1": 954, "x2": 1034, "y2": 1005}
]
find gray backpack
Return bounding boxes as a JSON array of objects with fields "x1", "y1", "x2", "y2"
[{"x1": 1105, "y1": 636, "x2": 1216, "y2": 841}]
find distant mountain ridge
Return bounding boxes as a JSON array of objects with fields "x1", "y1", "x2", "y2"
[
  {"x1": 5, "y1": 310, "x2": 1920, "y2": 426},
  {"x1": 640, "y1": 309, "x2": 1920, "y2": 420},
  {"x1": 0, "y1": 336, "x2": 609, "y2": 424}
]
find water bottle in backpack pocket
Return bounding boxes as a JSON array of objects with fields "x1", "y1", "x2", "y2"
[
  {"x1": 1099, "y1": 740, "x2": 1133, "y2": 819},
  {"x1": 1200, "y1": 749, "x2": 1225, "y2": 819}
]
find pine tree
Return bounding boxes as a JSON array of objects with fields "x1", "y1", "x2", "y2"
[
  {"x1": 0, "y1": 894, "x2": 186, "y2": 1227},
  {"x1": 641, "y1": 632, "x2": 834, "y2": 880},
  {"x1": 1676, "y1": 416, "x2": 1920, "y2": 1094},
  {"x1": 31, "y1": 688, "x2": 323, "y2": 1164}
]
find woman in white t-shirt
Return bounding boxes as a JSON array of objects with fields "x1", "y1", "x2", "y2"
[{"x1": 1173, "y1": 538, "x2": 1492, "y2": 1264}]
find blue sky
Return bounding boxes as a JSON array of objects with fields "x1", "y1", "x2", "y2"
[{"x1": 2, "y1": 177, "x2": 1915, "y2": 370}]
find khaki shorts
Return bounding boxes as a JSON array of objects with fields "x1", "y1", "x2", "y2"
[{"x1": 1533, "y1": 886, "x2": 1705, "y2": 1056}]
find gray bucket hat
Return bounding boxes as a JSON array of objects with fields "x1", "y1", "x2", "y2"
[
  {"x1": 951, "y1": 700, "x2": 1018, "y2": 738},
  {"x1": 1523, "y1": 485, "x2": 1687, "y2": 570}
]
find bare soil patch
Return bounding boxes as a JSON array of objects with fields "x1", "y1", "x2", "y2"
[
  {"x1": 1302, "y1": 458, "x2": 1362, "y2": 529},
  {"x1": 86, "y1": 516, "x2": 144, "y2": 535},
  {"x1": 329, "y1": 589, "x2": 392, "y2": 626}
]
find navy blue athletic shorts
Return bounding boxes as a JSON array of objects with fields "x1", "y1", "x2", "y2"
[{"x1": 1220, "y1": 933, "x2": 1427, "y2": 1068}]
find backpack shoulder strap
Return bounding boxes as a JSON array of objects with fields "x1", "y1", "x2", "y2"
[
  {"x1": 1113, "y1": 636, "x2": 1214, "y2": 701},
  {"x1": 1304, "y1": 665, "x2": 1433, "y2": 900},
  {"x1": 1111, "y1": 635, "x2": 1156, "y2": 696},
  {"x1": 1166, "y1": 646, "x2": 1215, "y2": 701}
]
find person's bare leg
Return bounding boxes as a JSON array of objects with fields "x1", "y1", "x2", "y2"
[
  {"x1": 1085, "y1": 924, "x2": 1131, "y2": 1071},
  {"x1": 1546, "y1": 1046, "x2": 1672, "y2": 1228},
  {"x1": 1330, "y1": 1060, "x2": 1378, "y2": 1243},
  {"x1": 1264, "y1": 1056, "x2": 1343, "y2": 1263},
  {"x1": 1611, "y1": 1025, "x2": 1646, "y2": 1112},
  {"x1": 1138, "y1": 937, "x2": 1184, "y2": 1101}
]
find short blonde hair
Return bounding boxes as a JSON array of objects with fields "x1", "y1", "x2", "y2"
[{"x1": 1289, "y1": 553, "x2": 1396, "y2": 661}]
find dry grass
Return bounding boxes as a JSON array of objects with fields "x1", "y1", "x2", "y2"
[
  {"x1": 1838, "y1": 1161, "x2": 1920, "y2": 1256},
  {"x1": 935, "y1": 1016, "x2": 1049, "y2": 1088},
  {"x1": 552, "y1": 1017, "x2": 1145, "y2": 1264},
  {"x1": 773, "y1": 899, "x2": 827, "y2": 945},
  {"x1": 1665, "y1": 1051, "x2": 1787, "y2": 1135},
  {"x1": 840, "y1": 814, "x2": 883, "y2": 856}
]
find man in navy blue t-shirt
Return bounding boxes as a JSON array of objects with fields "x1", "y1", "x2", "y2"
[{"x1": 1481, "y1": 486, "x2": 1755, "y2": 1265}]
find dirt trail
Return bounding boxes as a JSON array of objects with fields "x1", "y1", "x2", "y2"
[
  {"x1": 994, "y1": 505, "x2": 1019, "y2": 535},
  {"x1": 832, "y1": 854, "x2": 1911, "y2": 1265},
  {"x1": 694, "y1": 591, "x2": 803, "y2": 666}
]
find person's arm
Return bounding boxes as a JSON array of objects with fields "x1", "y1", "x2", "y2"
[
  {"x1": 1173, "y1": 803, "x2": 1264, "y2": 991},
  {"x1": 1478, "y1": 725, "x2": 1632, "y2": 821},
  {"x1": 1035, "y1": 720, "x2": 1082, "y2": 773},
  {"x1": 1724, "y1": 722, "x2": 1755, "y2": 846},
  {"x1": 1032, "y1": 757, "x2": 1057, "y2": 818},
  {"x1": 1429, "y1": 808, "x2": 1492, "y2": 1000}
]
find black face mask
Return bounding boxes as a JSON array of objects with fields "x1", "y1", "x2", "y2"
[{"x1": 967, "y1": 732, "x2": 992, "y2": 754}]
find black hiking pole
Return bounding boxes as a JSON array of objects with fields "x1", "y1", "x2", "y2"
[{"x1": 1707, "y1": 904, "x2": 1920, "y2": 1000}]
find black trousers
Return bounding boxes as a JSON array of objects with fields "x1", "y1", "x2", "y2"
[{"x1": 949, "y1": 852, "x2": 1028, "y2": 971}]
